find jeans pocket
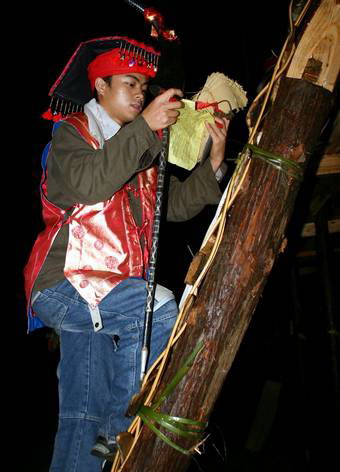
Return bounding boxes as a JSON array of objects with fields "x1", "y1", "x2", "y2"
[{"x1": 31, "y1": 290, "x2": 69, "y2": 330}]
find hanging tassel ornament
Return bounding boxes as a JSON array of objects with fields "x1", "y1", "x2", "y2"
[{"x1": 41, "y1": 108, "x2": 63, "y2": 122}]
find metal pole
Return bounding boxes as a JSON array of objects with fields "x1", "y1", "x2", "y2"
[
  {"x1": 124, "y1": 0, "x2": 146, "y2": 14},
  {"x1": 122, "y1": 0, "x2": 178, "y2": 384},
  {"x1": 140, "y1": 127, "x2": 170, "y2": 383}
]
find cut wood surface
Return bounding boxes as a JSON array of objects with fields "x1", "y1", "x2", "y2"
[{"x1": 286, "y1": 0, "x2": 340, "y2": 91}]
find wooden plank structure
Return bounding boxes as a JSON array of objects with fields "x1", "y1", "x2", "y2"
[
  {"x1": 301, "y1": 218, "x2": 340, "y2": 236},
  {"x1": 111, "y1": 1, "x2": 340, "y2": 470}
]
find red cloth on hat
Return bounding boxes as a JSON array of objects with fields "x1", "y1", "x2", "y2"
[{"x1": 88, "y1": 39, "x2": 159, "y2": 91}]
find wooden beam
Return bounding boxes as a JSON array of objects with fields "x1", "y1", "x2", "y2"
[
  {"x1": 297, "y1": 248, "x2": 340, "y2": 258},
  {"x1": 317, "y1": 153, "x2": 340, "y2": 174}
]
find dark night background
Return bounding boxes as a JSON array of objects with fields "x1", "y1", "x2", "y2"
[{"x1": 11, "y1": 1, "x2": 339, "y2": 471}]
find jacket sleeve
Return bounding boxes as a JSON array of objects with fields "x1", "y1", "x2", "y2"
[
  {"x1": 46, "y1": 115, "x2": 161, "y2": 208},
  {"x1": 166, "y1": 158, "x2": 223, "y2": 222}
]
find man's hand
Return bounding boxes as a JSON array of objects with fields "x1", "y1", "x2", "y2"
[
  {"x1": 205, "y1": 117, "x2": 230, "y2": 173},
  {"x1": 142, "y1": 88, "x2": 184, "y2": 131}
]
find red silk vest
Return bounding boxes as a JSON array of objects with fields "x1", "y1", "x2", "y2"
[{"x1": 24, "y1": 113, "x2": 157, "y2": 331}]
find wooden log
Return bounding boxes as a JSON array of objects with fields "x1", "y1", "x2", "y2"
[
  {"x1": 119, "y1": 78, "x2": 335, "y2": 472},
  {"x1": 117, "y1": 2, "x2": 339, "y2": 471}
]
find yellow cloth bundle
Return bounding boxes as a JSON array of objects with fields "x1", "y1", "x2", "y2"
[{"x1": 168, "y1": 99, "x2": 214, "y2": 171}]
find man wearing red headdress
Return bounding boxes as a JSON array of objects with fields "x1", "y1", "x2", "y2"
[{"x1": 24, "y1": 37, "x2": 229, "y2": 471}]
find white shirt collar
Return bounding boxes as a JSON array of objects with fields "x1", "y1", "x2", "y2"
[{"x1": 84, "y1": 98, "x2": 121, "y2": 147}]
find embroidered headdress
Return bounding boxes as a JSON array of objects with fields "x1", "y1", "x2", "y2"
[{"x1": 43, "y1": 36, "x2": 160, "y2": 121}]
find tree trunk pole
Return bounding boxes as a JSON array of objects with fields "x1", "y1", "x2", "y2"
[{"x1": 118, "y1": 2, "x2": 339, "y2": 470}]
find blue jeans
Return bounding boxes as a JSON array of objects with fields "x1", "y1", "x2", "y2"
[{"x1": 32, "y1": 277, "x2": 177, "y2": 472}]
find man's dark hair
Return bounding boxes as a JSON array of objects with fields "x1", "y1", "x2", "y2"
[{"x1": 93, "y1": 76, "x2": 113, "y2": 101}]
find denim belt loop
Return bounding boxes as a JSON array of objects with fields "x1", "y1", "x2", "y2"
[
  {"x1": 88, "y1": 304, "x2": 103, "y2": 332},
  {"x1": 31, "y1": 290, "x2": 41, "y2": 306}
]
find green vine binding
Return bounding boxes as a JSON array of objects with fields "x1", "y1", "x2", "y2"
[{"x1": 247, "y1": 143, "x2": 303, "y2": 180}]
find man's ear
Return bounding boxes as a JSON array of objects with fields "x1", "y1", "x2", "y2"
[{"x1": 94, "y1": 77, "x2": 107, "y2": 97}]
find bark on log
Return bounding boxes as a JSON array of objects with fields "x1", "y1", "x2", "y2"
[{"x1": 118, "y1": 3, "x2": 338, "y2": 471}]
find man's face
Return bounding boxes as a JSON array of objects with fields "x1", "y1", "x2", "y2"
[{"x1": 97, "y1": 73, "x2": 149, "y2": 125}]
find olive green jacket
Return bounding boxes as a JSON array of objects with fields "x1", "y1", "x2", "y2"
[{"x1": 34, "y1": 115, "x2": 223, "y2": 291}]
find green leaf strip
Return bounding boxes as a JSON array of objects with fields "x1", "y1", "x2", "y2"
[{"x1": 152, "y1": 339, "x2": 205, "y2": 410}]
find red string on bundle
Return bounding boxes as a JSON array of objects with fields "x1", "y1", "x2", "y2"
[{"x1": 195, "y1": 101, "x2": 227, "y2": 128}]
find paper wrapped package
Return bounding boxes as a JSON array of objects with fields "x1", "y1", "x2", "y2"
[{"x1": 168, "y1": 73, "x2": 248, "y2": 170}]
